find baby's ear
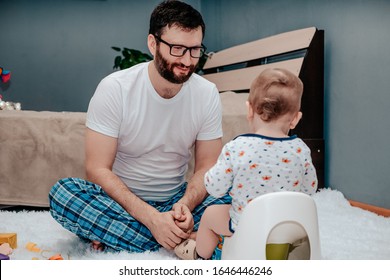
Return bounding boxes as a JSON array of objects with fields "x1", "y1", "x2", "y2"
[
  {"x1": 290, "y1": 111, "x2": 302, "y2": 129},
  {"x1": 246, "y1": 101, "x2": 254, "y2": 121}
]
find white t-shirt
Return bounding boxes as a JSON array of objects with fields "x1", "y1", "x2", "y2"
[
  {"x1": 205, "y1": 134, "x2": 318, "y2": 231},
  {"x1": 86, "y1": 62, "x2": 222, "y2": 201}
]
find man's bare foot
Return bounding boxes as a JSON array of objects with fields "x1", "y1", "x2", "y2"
[{"x1": 91, "y1": 240, "x2": 105, "y2": 251}]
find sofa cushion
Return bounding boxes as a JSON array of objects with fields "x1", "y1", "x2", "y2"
[{"x1": 0, "y1": 111, "x2": 86, "y2": 206}]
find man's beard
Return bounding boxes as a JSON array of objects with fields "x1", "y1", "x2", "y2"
[{"x1": 154, "y1": 48, "x2": 198, "y2": 84}]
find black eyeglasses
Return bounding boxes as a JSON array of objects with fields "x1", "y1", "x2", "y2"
[{"x1": 154, "y1": 35, "x2": 206, "y2": 58}]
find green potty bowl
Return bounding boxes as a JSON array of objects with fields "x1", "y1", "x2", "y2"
[{"x1": 266, "y1": 243, "x2": 291, "y2": 260}]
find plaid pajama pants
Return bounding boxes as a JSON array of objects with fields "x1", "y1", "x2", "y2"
[{"x1": 49, "y1": 177, "x2": 231, "y2": 253}]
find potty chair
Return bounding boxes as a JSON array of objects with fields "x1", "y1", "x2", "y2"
[{"x1": 221, "y1": 191, "x2": 321, "y2": 260}]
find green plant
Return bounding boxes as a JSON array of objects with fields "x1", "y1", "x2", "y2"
[{"x1": 112, "y1": 47, "x2": 153, "y2": 70}]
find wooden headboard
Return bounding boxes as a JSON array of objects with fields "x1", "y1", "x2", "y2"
[{"x1": 202, "y1": 27, "x2": 325, "y2": 188}]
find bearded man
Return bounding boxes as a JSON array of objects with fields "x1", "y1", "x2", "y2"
[{"x1": 49, "y1": 0, "x2": 230, "y2": 253}]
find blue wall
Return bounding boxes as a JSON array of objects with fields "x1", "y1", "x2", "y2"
[
  {"x1": 0, "y1": 0, "x2": 200, "y2": 111},
  {"x1": 1, "y1": 0, "x2": 389, "y2": 208}
]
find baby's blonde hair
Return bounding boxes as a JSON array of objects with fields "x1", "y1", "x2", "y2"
[{"x1": 248, "y1": 68, "x2": 303, "y2": 122}]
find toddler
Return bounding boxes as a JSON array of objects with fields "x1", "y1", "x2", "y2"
[{"x1": 175, "y1": 68, "x2": 318, "y2": 260}]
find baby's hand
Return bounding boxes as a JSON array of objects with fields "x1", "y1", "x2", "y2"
[{"x1": 172, "y1": 203, "x2": 194, "y2": 233}]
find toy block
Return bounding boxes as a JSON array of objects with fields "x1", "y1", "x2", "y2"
[
  {"x1": 0, "y1": 233, "x2": 17, "y2": 249},
  {"x1": 0, "y1": 253, "x2": 10, "y2": 260}
]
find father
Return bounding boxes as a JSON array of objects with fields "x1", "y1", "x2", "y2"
[{"x1": 49, "y1": 0, "x2": 230, "y2": 253}]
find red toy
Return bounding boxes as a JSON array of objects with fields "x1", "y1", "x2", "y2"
[{"x1": 0, "y1": 67, "x2": 11, "y2": 83}]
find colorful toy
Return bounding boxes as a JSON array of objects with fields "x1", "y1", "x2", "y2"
[
  {"x1": 0, "y1": 233, "x2": 17, "y2": 249},
  {"x1": 0, "y1": 253, "x2": 10, "y2": 260},
  {"x1": 25, "y1": 242, "x2": 42, "y2": 253},
  {"x1": 26, "y1": 241, "x2": 67, "y2": 260},
  {"x1": 0, "y1": 242, "x2": 13, "y2": 260},
  {"x1": 48, "y1": 254, "x2": 64, "y2": 260},
  {"x1": 0, "y1": 66, "x2": 21, "y2": 110},
  {"x1": 0, "y1": 66, "x2": 11, "y2": 83}
]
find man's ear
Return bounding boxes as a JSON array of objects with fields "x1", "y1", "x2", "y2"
[
  {"x1": 289, "y1": 111, "x2": 303, "y2": 130},
  {"x1": 147, "y1": 34, "x2": 156, "y2": 56},
  {"x1": 246, "y1": 101, "x2": 254, "y2": 121}
]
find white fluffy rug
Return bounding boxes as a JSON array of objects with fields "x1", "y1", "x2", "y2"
[{"x1": 1, "y1": 188, "x2": 389, "y2": 260}]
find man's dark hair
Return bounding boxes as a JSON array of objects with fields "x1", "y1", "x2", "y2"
[{"x1": 149, "y1": 0, "x2": 205, "y2": 38}]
